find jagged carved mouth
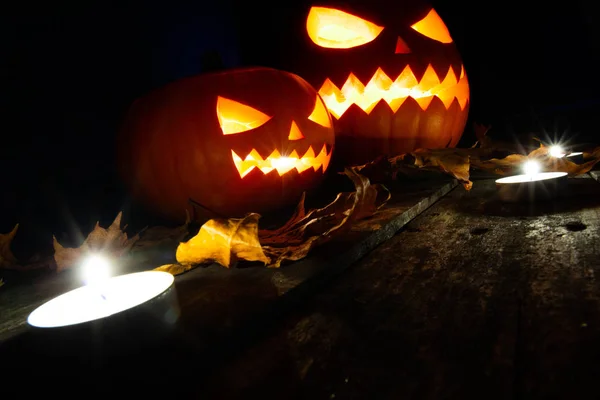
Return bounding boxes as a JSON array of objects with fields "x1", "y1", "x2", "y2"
[
  {"x1": 231, "y1": 144, "x2": 332, "y2": 178},
  {"x1": 318, "y1": 64, "x2": 469, "y2": 119}
]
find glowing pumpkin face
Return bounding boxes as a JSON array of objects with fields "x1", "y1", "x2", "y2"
[
  {"x1": 118, "y1": 67, "x2": 335, "y2": 222},
  {"x1": 281, "y1": 0, "x2": 470, "y2": 165}
]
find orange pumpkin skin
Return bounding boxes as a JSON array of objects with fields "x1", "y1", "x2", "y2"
[
  {"x1": 118, "y1": 67, "x2": 335, "y2": 223},
  {"x1": 279, "y1": 0, "x2": 470, "y2": 165}
]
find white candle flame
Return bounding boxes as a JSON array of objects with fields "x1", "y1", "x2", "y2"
[
  {"x1": 523, "y1": 160, "x2": 541, "y2": 179},
  {"x1": 549, "y1": 145, "x2": 566, "y2": 158}
]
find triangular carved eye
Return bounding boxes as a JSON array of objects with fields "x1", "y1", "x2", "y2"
[
  {"x1": 308, "y1": 95, "x2": 332, "y2": 128},
  {"x1": 216, "y1": 96, "x2": 272, "y2": 135},
  {"x1": 410, "y1": 8, "x2": 453, "y2": 43},
  {"x1": 306, "y1": 7, "x2": 384, "y2": 49}
]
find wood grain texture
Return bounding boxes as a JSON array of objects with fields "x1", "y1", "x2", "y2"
[{"x1": 200, "y1": 176, "x2": 600, "y2": 399}]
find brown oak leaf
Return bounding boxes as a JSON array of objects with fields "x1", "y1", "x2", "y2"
[{"x1": 53, "y1": 212, "x2": 139, "y2": 272}]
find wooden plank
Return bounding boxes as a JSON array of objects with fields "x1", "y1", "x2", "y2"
[
  {"x1": 0, "y1": 178, "x2": 457, "y2": 397},
  {"x1": 191, "y1": 176, "x2": 600, "y2": 399}
]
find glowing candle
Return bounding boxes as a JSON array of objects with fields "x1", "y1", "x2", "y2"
[
  {"x1": 28, "y1": 255, "x2": 179, "y2": 332},
  {"x1": 549, "y1": 145, "x2": 566, "y2": 158},
  {"x1": 495, "y1": 160, "x2": 567, "y2": 202}
]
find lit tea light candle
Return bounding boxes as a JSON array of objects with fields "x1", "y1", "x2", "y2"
[
  {"x1": 28, "y1": 255, "x2": 179, "y2": 330},
  {"x1": 495, "y1": 160, "x2": 568, "y2": 202},
  {"x1": 549, "y1": 145, "x2": 566, "y2": 158}
]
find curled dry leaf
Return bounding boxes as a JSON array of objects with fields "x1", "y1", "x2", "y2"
[
  {"x1": 0, "y1": 224, "x2": 18, "y2": 268},
  {"x1": 355, "y1": 148, "x2": 473, "y2": 190},
  {"x1": 174, "y1": 213, "x2": 269, "y2": 269},
  {"x1": 260, "y1": 168, "x2": 390, "y2": 268},
  {"x1": 155, "y1": 168, "x2": 390, "y2": 273},
  {"x1": 53, "y1": 212, "x2": 140, "y2": 272}
]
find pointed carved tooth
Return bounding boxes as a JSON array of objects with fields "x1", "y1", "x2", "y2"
[
  {"x1": 460, "y1": 65, "x2": 465, "y2": 79},
  {"x1": 417, "y1": 64, "x2": 441, "y2": 92},
  {"x1": 296, "y1": 159, "x2": 313, "y2": 173},
  {"x1": 268, "y1": 149, "x2": 281, "y2": 160},
  {"x1": 433, "y1": 67, "x2": 459, "y2": 109},
  {"x1": 289, "y1": 150, "x2": 300, "y2": 159},
  {"x1": 231, "y1": 150, "x2": 243, "y2": 162},
  {"x1": 314, "y1": 143, "x2": 330, "y2": 172},
  {"x1": 439, "y1": 66, "x2": 458, "y2": 90},
  {"x1": 364, "y1": 68, "x2": 393, "y2": 113},
  {"x1": 394, "y1": 65, "x2": 419, "y2": 91},
  {"x1": 388, "y1": 97, "x2": 408, "y2": 113},
  {"x1": 259, "y1": 167, "x2": 274, "y2": 174},
  {"x1": 303, "y1": 146, "x2": 316, "y2": 159},
  {"x1": 322, "y1": 150, "x2": 331, "y2": 172},
  {"x1": 240, "y1": 166, "x2": 256, "y2": 178},
  {"x1": 415, "y1": 96, "x2": 435, "y2": 110},
  {"x1": 318, "y1": 79, "x2": 346, "y2": 119},
  {"x1": 247, "y1": 149, "x2": 264, "y2": 162},
  {"x1": 456, "y1": 76, "x2": 470, "y2": 110}
]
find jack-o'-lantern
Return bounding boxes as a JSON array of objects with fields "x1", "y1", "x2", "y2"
[
  {"x1": 118, "y1": 67, "x2": 334, "y2": 222},
  {"x1": 278, "y1": 0, "x2": 469, "y2": 165}
]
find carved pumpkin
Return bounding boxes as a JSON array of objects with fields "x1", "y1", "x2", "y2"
[
  {"x1": 118, "y1": 67, "x2": 334, "y2": 222},
  {"x1": 279, "y1": 0, "x2": 469, "y2": 165}
]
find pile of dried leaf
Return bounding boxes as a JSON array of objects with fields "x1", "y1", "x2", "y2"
[
  {"x1": 156, "y1": 169, "x2": 390, "y2": 274},
  {"x1": 353, "y1": 124, "x2": 600, "y2": 190}
]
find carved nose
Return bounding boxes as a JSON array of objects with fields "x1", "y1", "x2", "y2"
[
  {"x1": 288, "y1": 121, "x2": 304, "y2": 140},
  {"x1": 395, "y1": 36, "x2": 411, "y2": 54}
]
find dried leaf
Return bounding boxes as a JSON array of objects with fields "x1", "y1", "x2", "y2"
[
  {"x1": 157, "y1": 169, "x2": 390, "y2": 274},
  {"x1": 471, "y1": 144, "x2": 600, "y2": 176},
  {"x1": 260, "y1": 168, "x2": 390, "y2": 268},
  {"x1": 356, "y1": 148, "x2": 473, "y2": 190},
  {"x1": 154, "y1": 263, "x2": 194, "y2": 275},
  {"x1": 175, "y1": 213, "x2": 269, "y2": 268},
  {"x1": 409, "y1": 148, "x2": 472, "y2": 190},
  {"x1": 0, "y1": 224, "x2": 18, "y2": 268},
  {"x1": 53, "y1": 212, "x2": 140, "y2": 272}
]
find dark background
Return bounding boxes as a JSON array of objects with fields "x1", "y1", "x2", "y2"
[{"x1": 1, "y1": 0, "x2": 599, "y2": 257}]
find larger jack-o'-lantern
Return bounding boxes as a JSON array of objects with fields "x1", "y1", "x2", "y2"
[
  {"x1": 279, "y1": 0, "x2": 469, "y2": 166},
  {"x1": 118, "y1": 67, "x2": 334, "y2": 222}
]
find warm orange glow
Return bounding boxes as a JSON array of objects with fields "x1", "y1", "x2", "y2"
[
  {"x1": 231, "y1": 144, "x2": 332, "y2": 178},
  {"x1": 308, "y1": 96, "x2": 332, "y2": 128},
  {"x1": 217, "y1": 96, "x2": 272, "y2": 135},
  {"x1": 306, "y1": 7, "x2": 384, "y2": 49},
  {"x1": 395, "y1": 37, "x2": 411, "y2": 54},
  {"x1": 410, "y1": 9, "x2": 453, "y2": 43},
  {"x1": 318, "y1": 64, "x2": 469, "y2": 119},
  {"x1": 288, "y1": 121, "x2": 305, "y2": 140}
]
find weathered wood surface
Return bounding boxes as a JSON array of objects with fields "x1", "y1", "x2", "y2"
[
  {"x1": 0, "y1": 178, "x2": 456, "y2": 389},
  {"x1": 189, "y1": 174, "x2": 600, "y2": 399},
  {"x1": 4, "y1": 174, "x2": 599, "y2": 398}
]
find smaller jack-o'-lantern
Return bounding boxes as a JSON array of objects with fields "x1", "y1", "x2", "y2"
[{"x1": 118, "y1": 67, "x2": 335, "y2": 222}]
